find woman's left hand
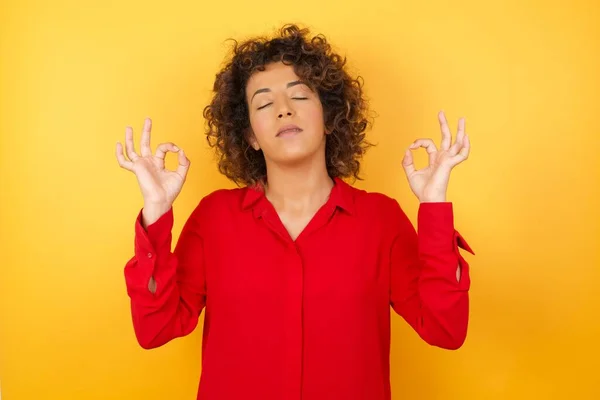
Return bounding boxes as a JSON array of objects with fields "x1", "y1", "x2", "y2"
[{"x1": 402, "y1": 111, "x2": 470, "y2": 203}]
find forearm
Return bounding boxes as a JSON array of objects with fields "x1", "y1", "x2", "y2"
[
  {"x1": 414, "y1": 245, "x2": 470, "y2": 349},
  {"x1": 124, "y1": 207, "x2": 205, "y2": 349},
  {"x1": 415, "y1": 202, "x2": 472, "y2": 346},
  {"x1": 390, "y1": 200, "x2": 474, "y2": 350},
  {"x1": 125, "y1": 252, "x2": 199, "y2": 349},
  {"x1": 141, "y1": 202, "x2": 172, "y2": 229}
]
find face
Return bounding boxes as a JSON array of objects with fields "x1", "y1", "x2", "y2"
[{"x1": 245, "y1": 61, "x2": 327, "y2": 167}]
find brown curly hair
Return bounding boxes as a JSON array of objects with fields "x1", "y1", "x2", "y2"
[{"x1": 203, "y1": 24, "x2": 373, "y2": 187}]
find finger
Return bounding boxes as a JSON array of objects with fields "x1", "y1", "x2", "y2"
[
  {"x1": 409, "y1": 138, "x2": 438, "y2": 154},
  {"x1": 402, "y1": 149, "x2": 416, "y2": 176},
  {"x1": 410, "y1": 138, "x2": 438, "y2": 166},
  {"x1": 155, "y1": 142, "x2": 179, "y2": 160},
  {"x1": 125, "y1": 126, "x2": 139, "y2": 161},
  {"x1": 449, "y1": 118, "x2": 466, "y2": 156},
  {"x1": 453, "y1": 134, "x2": 470, "y2": 163},
  {"x1": 455, "y1": 117, "x2": 466, "y2": 144},
  {"x1": 438, "y1": 111, "x2": 452, "y2": 150},
  {"x1": 176, "y1": 148, "x2": 191, "y2": 178},
  {"x1": 116, "y1": 142, "x2": 133, "y2": 170},
  {"x1": 140, "y1": 118, "x2": 152, "y2": 157}
]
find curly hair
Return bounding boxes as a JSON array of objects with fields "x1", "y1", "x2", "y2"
[{"x1": 203, "y1": 24, "x2": 373, "y2": 187}]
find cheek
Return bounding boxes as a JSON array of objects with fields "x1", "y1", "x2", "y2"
[
  {"x1": 305, "y1": 104, "x2": 325, "y2": 131},
  {"x1": 250, "y1": 113, "x2": 273, "y2": 143}
]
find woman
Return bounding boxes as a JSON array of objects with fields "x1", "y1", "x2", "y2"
[{"x1": 116, "y1": 24, "x2": 474, "y2": 400}]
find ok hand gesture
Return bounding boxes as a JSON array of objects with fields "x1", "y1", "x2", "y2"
[
  {"x1": 116, "y1": 118, "x2": 190, "y2": 224},
  {"x1": 402, "y1": 111, "x2": 470, "y2": 203}
]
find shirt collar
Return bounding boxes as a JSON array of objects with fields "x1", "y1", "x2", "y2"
[
  {"x1": 328, "y1": 177, "x2": 355, "y2": 215},
  {"x1": 241, "y1": 176, "x2": 355, "y2": 216}
]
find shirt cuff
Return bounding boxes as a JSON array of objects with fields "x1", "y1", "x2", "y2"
[
  {"x1": 417, "y1": 202, "x2": 475, "y2": 255},
  {"x1": 134, "y1": 207, "x2": 174, "y2": 260}
]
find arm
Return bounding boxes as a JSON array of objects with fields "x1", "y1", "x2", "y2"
[
  {"x1": 123, "y1": 203, "x2": 206, "y2": 349},
  {"x1": 389, "y1": 200, "x2": 474, "y2": 350}
]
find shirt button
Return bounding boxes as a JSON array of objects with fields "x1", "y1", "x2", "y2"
[{"x1": 147, "y1": 253, "x2": 153, "y2": 258}]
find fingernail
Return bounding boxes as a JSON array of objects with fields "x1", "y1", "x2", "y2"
[{"x1": 173, "y1": 146, "x2": 179, "y2": 151}]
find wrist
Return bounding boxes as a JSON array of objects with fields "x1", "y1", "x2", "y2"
[
  {"x1": 420, "y1": 195, "x2": 447, "y2": 203},
  {"x1": 142, "y1": 202, "x2": 171, "y2": 228}
]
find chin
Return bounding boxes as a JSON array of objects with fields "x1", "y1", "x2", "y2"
[
  {"x1": 274, "y1": 152, "x2": 314, "y2": 166},
  {"x1": 263, "y1": 135, "x2": 326, "y2": 166},
  {"x1": 269, "y1": 146, "x2": 323, "y2": 167}
]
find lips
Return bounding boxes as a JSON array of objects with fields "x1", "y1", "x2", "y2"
[{"x1": 277, "y1": 124, "x2": 303, "y2": 137}]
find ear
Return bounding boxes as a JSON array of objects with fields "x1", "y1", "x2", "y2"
[{"x1": 246, "y1": 129, "x2": 261, "y2": 150}]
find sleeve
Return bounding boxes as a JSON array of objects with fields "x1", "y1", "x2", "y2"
[
  {"x1": 389, "y1": 201, "x2": 475, "y2": 350},
  {"x1": 123, "y1": 201, "x2": 207, "y2": 349}
]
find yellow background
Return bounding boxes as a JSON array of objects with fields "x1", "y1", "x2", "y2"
[{"x1": 1, "y1": 0, "x2": 599, "y2": 398}]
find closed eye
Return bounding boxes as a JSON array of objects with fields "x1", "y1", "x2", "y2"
[
  {"x1": 257, "y1": 97, "x2": 307, "y2": 110},
  {"x1": 257, "y1": 103, "x2": 272, "y2": 110}
]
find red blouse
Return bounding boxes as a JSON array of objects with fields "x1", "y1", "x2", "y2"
[{"x1": 124, "y1": 177, "x2": 474, "y2": 400}]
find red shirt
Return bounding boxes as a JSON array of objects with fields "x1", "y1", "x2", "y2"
[{"x1": 124, "y1": 177, "x2": 474, "y2": 400}]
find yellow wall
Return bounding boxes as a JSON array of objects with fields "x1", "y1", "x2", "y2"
[{"x1": 1, "y1": 0, "x2": 599, "y2": 398}]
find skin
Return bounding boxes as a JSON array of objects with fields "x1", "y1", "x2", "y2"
[
  {"x1": 115, "y1": 61, "x2": 471, "y2": 289},
  {"x1": 244, "y1": 61, "x2": 334, "y2": 240}
]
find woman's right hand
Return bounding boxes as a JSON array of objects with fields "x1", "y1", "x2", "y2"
[{"x1": 116, "y1": 118, "x2": 190, "y2": 226}]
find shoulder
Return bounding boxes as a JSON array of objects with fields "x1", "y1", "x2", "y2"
[
  {"x1": 179, "y1": 186, "x2": 249, "y2": 237},
  {"x1": 188, "y1": 186, "x2": 249, "y2": 221},
  {"x1": 199, "y1": 186, "x2": 246, "y2": 209},
  {"x1": 345, "y1": 183, "x2": 404, "y2": 216},
  {"x1": 338, "y1": 183, "x2": 414, "y2": 240},
  {"x1": 342, "y1": 182, "x2": 414, "y2": 232}
]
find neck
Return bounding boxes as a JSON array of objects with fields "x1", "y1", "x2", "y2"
[{"x1": 263, "y1": 158, "x2": 334, "y2": 213}]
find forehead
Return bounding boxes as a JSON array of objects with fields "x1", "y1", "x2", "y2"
[{"x1": 246, "y1": 62, "x2": 300, "y2": 92}]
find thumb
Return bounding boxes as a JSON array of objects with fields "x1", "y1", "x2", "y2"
[
  {"x1": 176, "y1": 149, "x2": 190, "y2": 178},
  {"x1": 402, "y1": 149, "x2": 416, "y2": 176}
]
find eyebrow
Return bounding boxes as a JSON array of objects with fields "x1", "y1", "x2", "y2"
[{"x1": 250, "y1": 80, "x2": 307, "y2": 102}]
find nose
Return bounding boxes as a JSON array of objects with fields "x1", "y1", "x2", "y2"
[{"x1": 277, "y1": 99, "x2": 294, "y2": 119}]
